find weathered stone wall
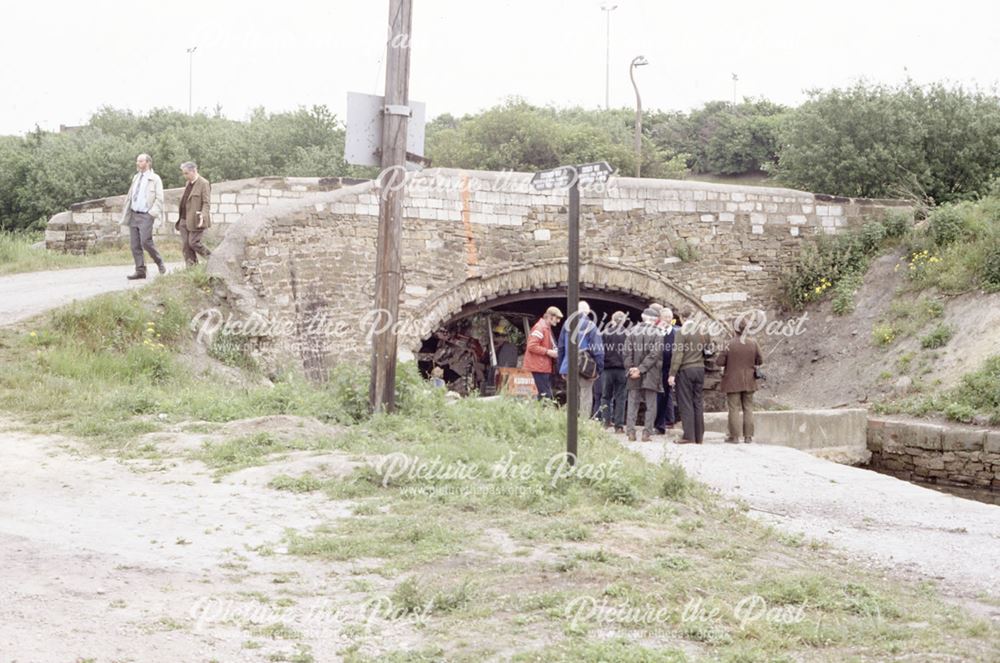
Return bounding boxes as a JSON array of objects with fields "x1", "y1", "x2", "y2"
[
  {"x1": 868, "y1": 417, "x2": 1000, "y2": 489},
  {"x1": 206, "y1": 168, "x2": 912, "y2": 380},
  {"x1": 45, "y1": 176, "x2": 366, "y2": 253}
]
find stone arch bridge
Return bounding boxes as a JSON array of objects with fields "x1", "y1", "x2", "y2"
[{"x1": 197, "y1": 168, "x2": 910, "y2": 380}]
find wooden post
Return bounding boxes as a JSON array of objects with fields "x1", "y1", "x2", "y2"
[{"x1": 369, "y1": 0, "x2": 413, "y2": 413}]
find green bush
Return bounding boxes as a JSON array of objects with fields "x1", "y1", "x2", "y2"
[
  {"x1": 927, "y1": 204, "x2": 971, "y2": 246},
  {"x1": 982, "y1": 246, "x2": 1000, "y2": 292},
  {"x1": 882, "y1": 209, "x2": 912, "y2": 238},
  {"x1": 858, "y1": 222, "x2": 888, "y2": 254},
  {"x1": 872, "y1": 324, "x2": 896, "y2": 346},
  {"x1": 832, "y1": 272, "x2": 863, "y2": 315},
  {"x1": 919, "y1": 324, "x2": 954, "y2": 349},
  {"x1": 781, "y1": 221, "x2": 893, "y2": 310}
]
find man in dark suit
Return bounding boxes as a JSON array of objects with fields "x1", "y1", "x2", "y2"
[
  {"x1": 624, "y1": 308, "x2": 664, "y2": 442},
  {"x1": 654, "y1": 306, "x2": 678, "y2": 433},
  {"x1": 176, "y1": 161, "x2": 212, "y2": 266},
  {"x1": 717, "y1": 318, "x2": 764, "y2": 443},
  {"x1": 667, "y1": 309, "x2": 709, "y2": 444}
]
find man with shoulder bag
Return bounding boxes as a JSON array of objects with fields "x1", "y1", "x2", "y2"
[{"x1": 558, "y1": 301, "x2": 604, "y2": 419}]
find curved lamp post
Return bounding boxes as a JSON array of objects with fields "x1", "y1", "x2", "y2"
[{"x1": 629, "y1": 55, "x2": 649, "y2": 178}]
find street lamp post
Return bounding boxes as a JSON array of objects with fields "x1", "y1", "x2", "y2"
[
  {"x1": 629, "y1": 55, "x2": 648, "y2": 178},
  {"x1": 600, "y1": 4, "x2": 617, "y2": 109},
  {"x1": 186, "y1": 46, "x2": 198, "y2": 115}
]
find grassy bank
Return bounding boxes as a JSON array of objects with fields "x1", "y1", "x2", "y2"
[
  {"x1": 275, "y1": 394, "x2": 998, "y2": 661},
  {"x1": 0, "y1": 267, "x2": 365, "y2": 449},
  {"x1": 0, "y1": 230, "x2": 184, "y2": 275},
  {"x1": 873, "y1": 354, "x2": 1000, "y2": 424}
]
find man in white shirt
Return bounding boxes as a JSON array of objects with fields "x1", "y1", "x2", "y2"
[{"x1": 119, "y1": 153, "x2": 165, "y2": 279}]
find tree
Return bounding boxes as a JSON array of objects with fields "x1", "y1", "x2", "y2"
[{"x1": 777, "y1": 82, "x2": 1000, "y2": 202}]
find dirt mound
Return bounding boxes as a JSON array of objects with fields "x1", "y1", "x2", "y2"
[
  {"x1": 762, "y1": 250, "x2": 1000, "y2": 410},
  {"x1": 220, "y1": 414, "x2": 343, "y2": 442}
]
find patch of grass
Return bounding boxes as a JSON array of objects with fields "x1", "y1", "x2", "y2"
[
  {"x1": 285, "y1": 510, "x2": 470, "y2": 569},
  {"x1": 512, "y1": 638, "x2": 688, "y2": 662},
  {"x1": 269, "y1": 473, "x2": 324, "y2": 493},
  {"x1": 919, "y1": 324, "x2": 954, "y2": 349},
  {"x1": 875, "y1": 355, "x2": 1000, "y2": 424},
  {"x1": 872, "y1": 323, "x2": 896, "y2": 346},
  {"x1": 0, "y1": 230, "x2": 184, "y2": 275},
  {"x1": 902, "y1": 195, "x2": 1000, "y2": 293}
]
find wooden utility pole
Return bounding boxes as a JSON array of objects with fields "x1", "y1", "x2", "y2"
[{"x1": 369, "y1": 0, "x2": 413, "y2": 413}]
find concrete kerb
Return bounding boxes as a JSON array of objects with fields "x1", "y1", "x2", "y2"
[{"x1": 703, "y1": 408, "x2": 869, "y2": 461}]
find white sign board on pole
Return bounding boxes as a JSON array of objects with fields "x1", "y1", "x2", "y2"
[{"x1": 345, "y1": 91, "x2": 426, "y2": 168}]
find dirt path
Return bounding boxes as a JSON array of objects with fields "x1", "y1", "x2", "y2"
[
  {"x1": 622, "y1": 436, "x2": 1000, "y2": 601},
  {"x1": 0, "y1": 419, "x2": 384, "y2": 662},
  {"x1": 0, "y1": 263, "x2": 182, "y2": 327}
]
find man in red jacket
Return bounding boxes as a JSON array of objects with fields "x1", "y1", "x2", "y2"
[{"x1": 524, "y1": 306, "x2": 563, "y2": 400}]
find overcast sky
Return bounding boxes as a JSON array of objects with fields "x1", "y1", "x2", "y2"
[{"x1": 1, "y1": 0, "x2": 997, "y2": 136}]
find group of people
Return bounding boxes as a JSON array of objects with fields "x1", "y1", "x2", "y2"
[
  {"x1": 524, "y1": 301, "x2": 763, "y2": 445},
  {"x1": 120, "y1": 153, "x2": 214, "y2": 279}
]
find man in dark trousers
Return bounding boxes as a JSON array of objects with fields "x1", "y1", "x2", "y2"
[
  {"x1": 668, "y1": 309, "x2": 709, "y2": 444},
  {"x1": 176, "y1": 161, "x2": 212, "y2": 266},
  {"x1": 717, "y1": 318, "x2": 764, "y2": 443},
  {"x1": 598, "y1": 310, "x2": 629, "y2": 432},
  {"x1": 624, "y1": 307, "x2": 664, "y2": 441},
  {"x1": 654, "y1": 306, "x2": 678, "y2": 433}
]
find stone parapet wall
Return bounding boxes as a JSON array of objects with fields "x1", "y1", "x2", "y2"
[
  {"x1": 206, "y1": 169, "x2": 912, "y2": 380},
  {"x1": 867, "y1": 416, "x2": 1000, "y2": 489},
  {"x1": 45, "y1": 176, "x2": 366, "y2": 253}
]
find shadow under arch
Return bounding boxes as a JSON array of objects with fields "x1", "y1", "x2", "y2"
[{"x1": 402, "y1": 259, "x2": 722, "y2": 353}]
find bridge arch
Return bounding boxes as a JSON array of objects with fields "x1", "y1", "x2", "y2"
[{"x1": 401, "y1": 259, "x2": 722, "y2": 354}]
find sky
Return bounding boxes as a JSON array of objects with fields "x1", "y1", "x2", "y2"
[{"x1": 1, "y1": 0, "x2": 998, "y2": 136}]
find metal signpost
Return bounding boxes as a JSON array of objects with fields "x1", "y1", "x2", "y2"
[{"x1": 530, "y1": 161, "x2": 613, "y2": 465}]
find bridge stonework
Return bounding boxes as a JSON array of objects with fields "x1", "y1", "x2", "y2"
[
  {"x1": 205, "y1": 168, "x2": 912, "y2": 380},
  {"x1": 45, "y1": 176, "x2": 366, "y2": 254}
]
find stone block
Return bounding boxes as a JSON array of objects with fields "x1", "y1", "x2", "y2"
[
  {"x1": 219, "y1": 204, "x2": 238, "y2": 214},
  {"x1": 534, "y1": 229, "x2": 551, "y2": 241},
  {"x1": 940, "y1": 429, "x2": 986, "y2": 452},
  {"x1": 237, "y1": 193, "x2": 258, "y2": 204},
  {"x1": 752, "y1": 225, "x2": 764, "y2": 234},
  {"x1": 985, "y1": 431, "x2": 1000, "y2": 454},
  {"x1": 220, "y1": 193, "x2": 237, "y2": 203},
  {"x1": 886, "y1": 420, "x2": 943, "y2": 451}
]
